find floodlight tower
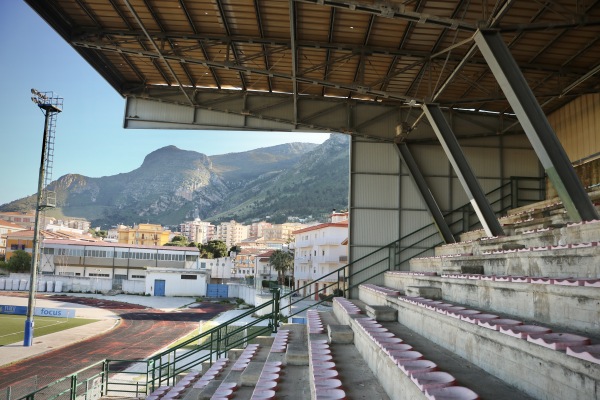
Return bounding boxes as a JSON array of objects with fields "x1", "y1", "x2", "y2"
[{"x1": 24, "y1": 89, "x2": 62, "y2": 347}]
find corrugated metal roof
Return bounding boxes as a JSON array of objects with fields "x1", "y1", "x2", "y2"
[{"x1": 24, "y1": 0, "x2": 600, "y2": 131}]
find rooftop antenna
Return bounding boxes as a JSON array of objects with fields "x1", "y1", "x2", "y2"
[{"x1": 24, "y1": 88, "x2": 62, "y2": 347}]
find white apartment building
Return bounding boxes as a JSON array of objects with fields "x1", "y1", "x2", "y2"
[
  {"x1": 263, "y1": 222, "x2": 306, "y2": 242},
  {"x1": 293, "y1": 219, "x2": 349, "y2": 300},
  {"x1": 180, "y1": 219, "x2": 215, "y2": 244},
  {"x1": 215, "y1": 220, "x2": 249, "y2": 248},
  {"x1": 249, "y1": 221, "x2": 272, "y2": 238}
]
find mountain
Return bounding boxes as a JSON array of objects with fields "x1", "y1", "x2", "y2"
[{"x1": 0, "y1": 136, "x2": 349, "y2": 228}]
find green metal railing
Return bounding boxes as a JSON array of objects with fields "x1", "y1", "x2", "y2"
[{"x1": 12, "y1": 176, "x2": 544, "y2": 400}]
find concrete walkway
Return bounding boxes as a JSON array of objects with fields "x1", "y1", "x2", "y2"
[{"x1": 0, "y1": 293, "x2": 197, "y2": 368}]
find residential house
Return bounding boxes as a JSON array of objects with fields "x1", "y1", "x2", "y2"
[{"x1": 292, "y1": 216, "x2": 349, "y2": 299}]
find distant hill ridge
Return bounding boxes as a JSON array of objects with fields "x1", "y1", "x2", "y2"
[{"x1": 0, "y1": 135, "x2": 349, "y2": 228}]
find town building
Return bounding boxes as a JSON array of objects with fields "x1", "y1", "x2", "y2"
[
  {"x1": 4, "y1": 230, "x2": 96, "y2": 261},
  {"x1": 215, "y1": 220, "x2": 249, "y2": 248},
  {"x1": 118, "y1": 223, "x2": 171, "y2": 246},
  {"x1": 262, "y1": 222, "x2": 307, "y2": 242},
  {"x1": 248, "y1": 221, "x2": 272, "y2": 239},
  {"x1": 0, "y1": 211, "x2": 53, "y2": 230},
  {"x1": 179, "y1": 219, "x2": 215, "y2": 244},
  {"x1": 0, "y1": 220, "x2": 26, "y2": 256},
  {"x1": 292, "y1": 216, "x2": 349, "y2": 299}
]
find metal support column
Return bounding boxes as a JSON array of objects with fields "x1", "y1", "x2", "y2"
[
  {"x1": 474, "y1": 30, "x2": 599, "y2": 222},
  {"x1": 395, "y1": 142, "x2": 455, "y2": 244},
  {"x1": 423, "y1": 104, "x2": 505, "y2": 237}
]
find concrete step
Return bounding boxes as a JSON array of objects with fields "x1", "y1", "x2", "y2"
[
  {"x1": 353, "y1": 285, "x2": 600, "y2": 400},
  {"x1": 438, "y1": 219, "x2": 600, "y2": 257},
  {"x1": 409, "y1": 241, "x2": 600, "y2": 278}
]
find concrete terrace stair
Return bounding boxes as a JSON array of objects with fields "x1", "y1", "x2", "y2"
[
  {"x1": 155, "y1": 315, "x2": 388, "y2": 400},
  {"x1": 354, "y1": 284, "x2": 600, "y2": 399},
  {"x1": 332, "y1": 298, "x2": 532, "y2": 400}
]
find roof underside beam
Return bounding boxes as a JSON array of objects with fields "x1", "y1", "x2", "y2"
[
  {"x1": 474, "y1": 29, "x2": 599, "y2": 222},
  {"x1": 423, "y1": 104, "x2": 505, "y2": 238}
]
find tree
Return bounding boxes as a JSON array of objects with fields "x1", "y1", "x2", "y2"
[
  {"x1": 7, "y1": 250, "x2": 32, "y2": 273},
  {"x1": 229, "y1": 245, "x2": 242, "y2": 255},
  {"x1": 199, "y1": 240, "x2": 228, "y2": 259},
  {"x1": 269, "y1": 250, "x2": 293, "y2": 286},
  {"x1": 164, "y1": 235, "x2": 189, "y2": 247}
]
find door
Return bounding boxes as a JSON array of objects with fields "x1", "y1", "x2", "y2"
[
  {"x1": 154, "y1": 279, "x2": 166, "y2": 296},
  {"x1": 207, "y1": 284, "x2": 228, "y2": 298}
]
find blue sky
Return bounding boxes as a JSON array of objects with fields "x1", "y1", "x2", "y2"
[{"x1": 0, "y1": 2, "x2": 330, "y2": 206}]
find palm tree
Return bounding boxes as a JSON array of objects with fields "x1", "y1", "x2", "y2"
[{"x1": 269, "y1": 250, "x2": 293, "y2": 286}]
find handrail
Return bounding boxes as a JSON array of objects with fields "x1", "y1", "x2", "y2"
[{"x1": 15, "y1": 176, "x2": 544, "y2": 399}]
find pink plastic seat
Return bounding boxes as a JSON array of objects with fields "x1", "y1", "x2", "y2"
[
  {"x1": 375, "y1": 337, "x2": 404, "y2": 345},
  {"x1": 527, "y1": 333, "x2": 591, "y2": 350},
  {"x1": 478, "y1": 318, "x2": 522, "y2": 330},
  {"x1": 447, "y1": 309, "x2": 480, "y2": 319},
  {"x1": 440, "y1": 306, "x2": 467, "y2": 315},
  {"x1": 566, "y1": 344, "x2": 600, "y2": 364},
  {"x1": 314, "y1": 378, "x2": 343, "y2": 389},
  {"x1": 211, "y1": 388, "x2": 233, "y2": 400},
  {"x1": 313, "y1": 369, "x2": 339, "y2": 379},
  {"x1": 218, "y1": 382, "x2": 238, "y2": 391},
  {"x1": 389, "y1": 350, "x2": 424, "y2": 363},
  {"x1": 145, "y1": 395, "x2": 162, "y2": 400},
  {"x1": 425, "y1": 386, "x2": 479, "y2": 400},
  {"x1": 312, "y1": 354, "x2": 334, "y2": 362},
  {"x1": 265, "y1": 361, "x2": 283, "y2": 367},
  {"x1": 312, "y1": 361, "x2": 336, "y2": 370},
  {"x1": 381, "y1": 343, "x2": 412, "y2": 354},
  {"x1": 250, "y1": 389, "x2": 276, "y2": 400},
  {"x1": 461, "y1": 314, "x2": 498, "y2": 324},
  {"x1": 255, "y1": 380, "x2": 277, "y2": 390},
  {"x1": 411, "y1": 371, "x2": 456, "y2": 390},
  {"x1": 499, "y1": 324, "x2": 552, "y2": 339},
  {"x1": 315, "y1": 388, "x2": 346, "y2": 400},
  {"x1": 397, "y1": 359, "x2": 438, "y2": 376}
]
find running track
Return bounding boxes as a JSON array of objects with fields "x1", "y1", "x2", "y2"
[{"x1": 0, "y1": 294, "x2": 232, "y2": 389}]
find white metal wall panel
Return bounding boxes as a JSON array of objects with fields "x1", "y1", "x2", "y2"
[
  {"x1": 463, "y1": 146, "x2": 500, "y2": 178},
  {"x1": 400, "y1": 180, "x2": 428, "y2": 209},
  {"x1": 548, "y1": 93, "x2": 600, "y2": 162},
  {"x1": 410, "y1": 145, "x2": 450, "y2": 176},
  {"x1": 503, "y1": 148, "x2": 541, "y2": 177},
  {"x1": 127, "y1": 98, "x2": 194, "y2": 124},
  {"x1": 352, "y1": 141, "x2": 400, "y2": 174},
  {"x1": 353, "y1": 175, "x2": 399, "y2": 209},
  {"x1": 351, "y1": 209, "x2": 400, "y2": 246}
]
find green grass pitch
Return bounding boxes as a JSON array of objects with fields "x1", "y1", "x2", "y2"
[{"x1": 0, "y1": 314, "x2": 98, "y2": 346}]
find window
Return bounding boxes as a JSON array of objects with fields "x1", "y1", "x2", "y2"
[
  {"x1": 11, "y1": 244, "x2": 18, "y2": 250},
  {"x1": 201, "y1": 262, "x2": 206, "y2": 269},
  {"x1": 131, "y1": 274, "x2": 145, "y2": 279},
  {"x1": 181, "y1": 275, "x2": 197, "y2": 280}
]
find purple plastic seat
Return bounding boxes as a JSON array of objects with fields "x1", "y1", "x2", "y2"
[
  {"x1": 389, "y1": 350, "x2": 424, "y2": 363},
  {"x1": 447, "y1": 309, "x2": 480, "y2": 319},
  {"x1": 397, "y1": 359, "x2": 438, "y2": 376},
  {"x1": 313, "y1": 369, "x2": 339, "y2": 379},
  {"x1": 566, "y1": 344, "x2": 600, "y2": 364},
  {"x1": 499, "y1": 324, "x2": 552, "y2": 339},
  {"x1": 314, "y1": 378, "x2": 343, "y2": 389},
  {"x1": 411, "y1": 371, "x2": 456, "y2": 390},
  {"x1": 381, "y1": 343, "x2": 412, "y2": 354},
  {"x1": 478, "y1": 318, "x2": 522, "y2": 331},
  {"x1": 255, "y1": 380, "x2": 277, "y2": 390},
  {"x1": 528, "y1": 333, "x2": 591, "y2": 350},
  {"x1": 425, "y1": 386, "x2": 479, "y2": 400},
  {"x1": 315, "y1": 388, "x2": 346, "y2": 400},
  {"x1": 250, "y1": 389, "x2": 276, "y2": 399},
  {"x1": 461, "y1": 314, "x2": 498, "y2": 324}
]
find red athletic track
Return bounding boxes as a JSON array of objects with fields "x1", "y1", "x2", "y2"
[{"x1": 0, "y1": 294, "x2": 232, "y2": 389}]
